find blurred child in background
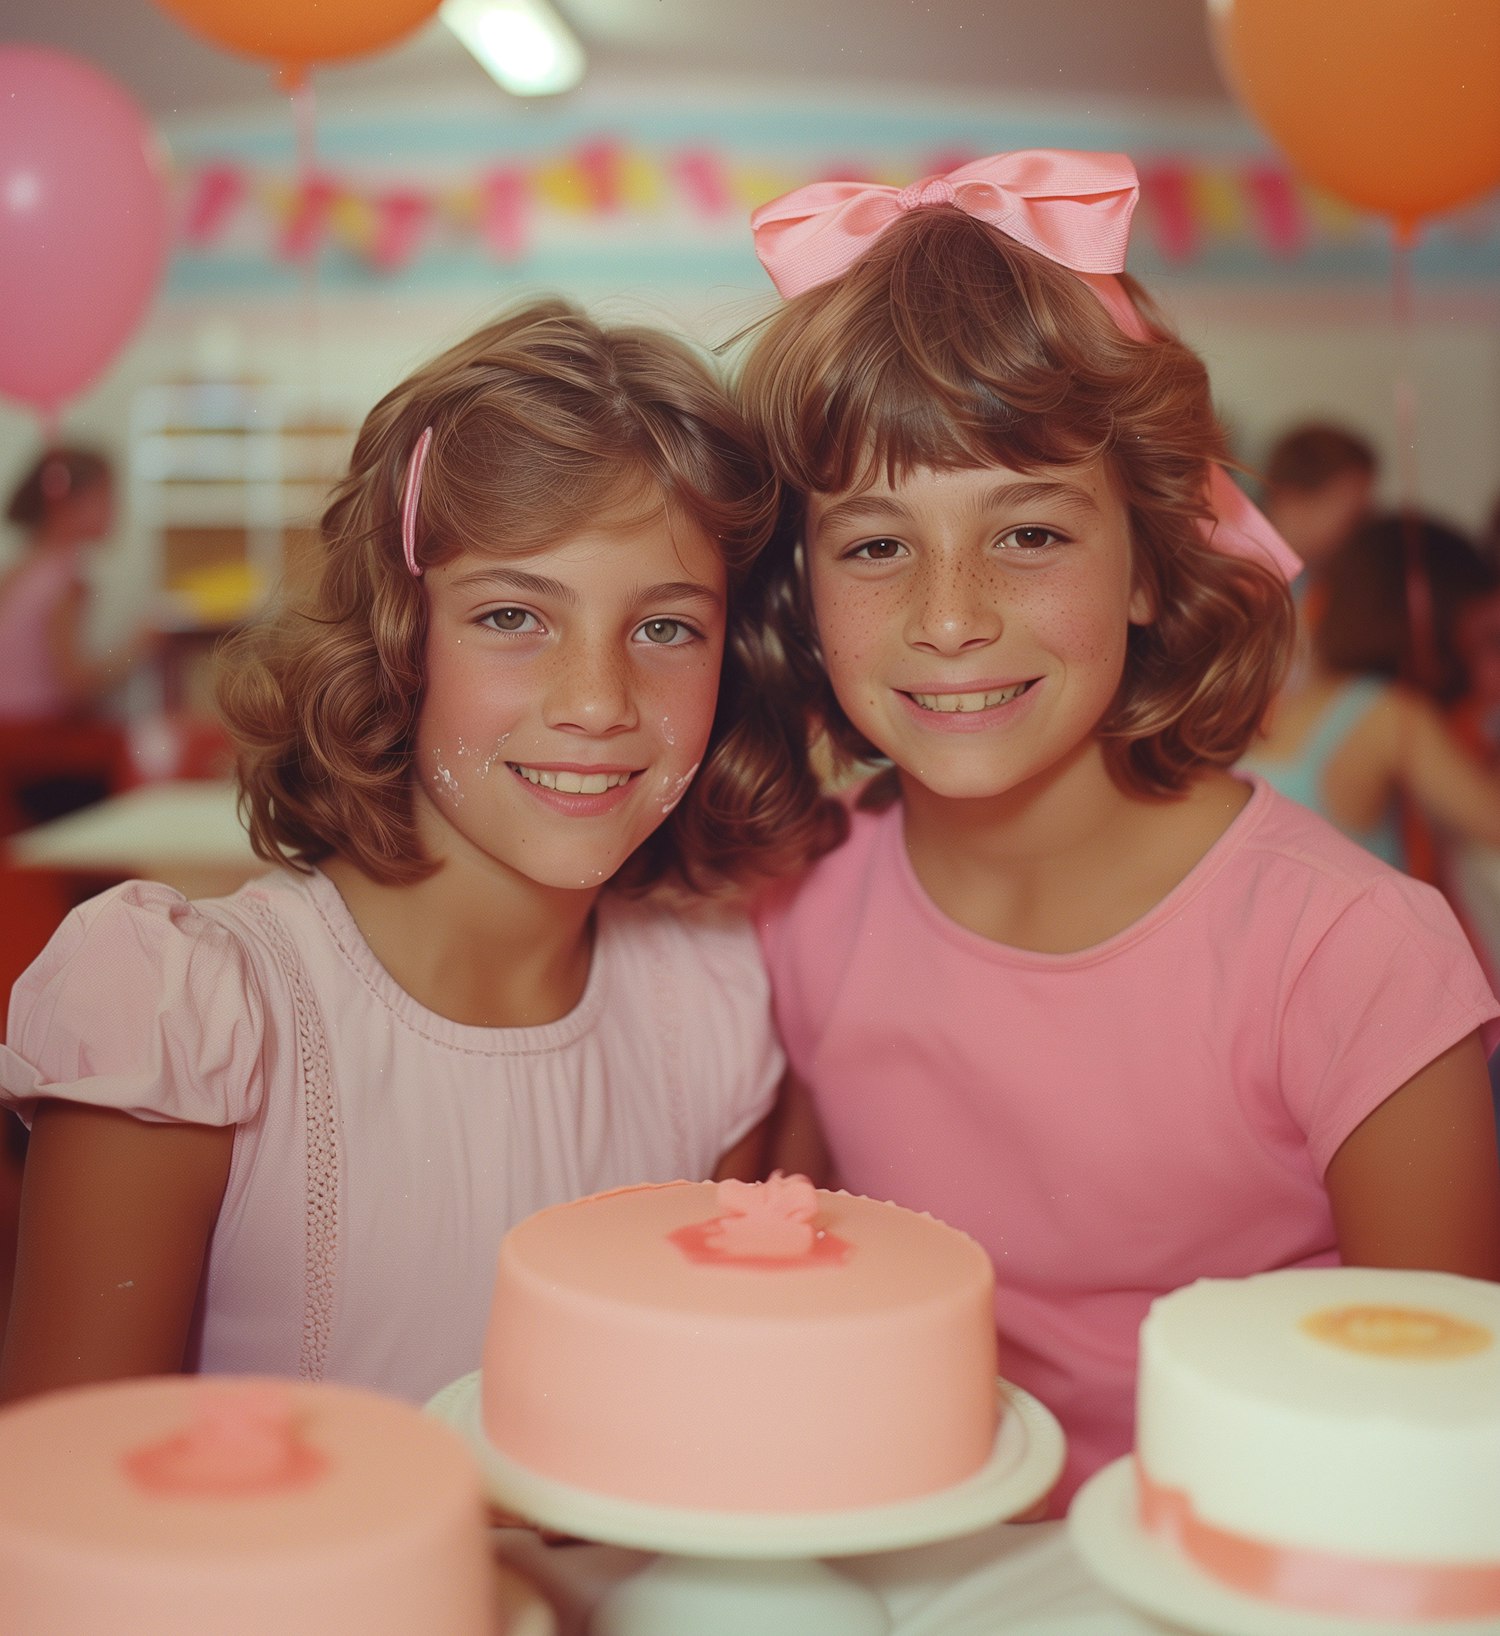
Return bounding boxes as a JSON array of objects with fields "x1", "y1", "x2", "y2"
[
  {"x1": 0, "y1": 447, "x2": 154, "y2": 827},
  {"x1": 1242, "y1": 511, "x2": 1500, "y2": 871}
]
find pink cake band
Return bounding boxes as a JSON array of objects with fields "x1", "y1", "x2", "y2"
[{"x1": 1137, "y1": 1460, "x2": 1500, "y2": 1621}]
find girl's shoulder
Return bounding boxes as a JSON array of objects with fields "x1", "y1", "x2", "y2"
[
  {"x1": 1234, "y1": 778, "x2": 1483, "y2": 954},
  {"x1": 0, "y1": 877, "x2": 283, "y2": 1129}
]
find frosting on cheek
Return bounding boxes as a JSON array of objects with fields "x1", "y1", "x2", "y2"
[
  {"x1": 429, "y1": 748, "x2": 463, "y2": 803},
  {"x1": 476, "y1": 732, "x2": 511, "y2": 778},
  {"x1": 657, "y1": 760, "x2": 700, "y2": 816}
]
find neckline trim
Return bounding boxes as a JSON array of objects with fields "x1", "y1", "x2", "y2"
[
  {"x1": 884, "y1": 774, "x2": 1271, "y2": 970},
  {"x1": 291, "y1": 868, "x2": 610, "y2": 1053}
]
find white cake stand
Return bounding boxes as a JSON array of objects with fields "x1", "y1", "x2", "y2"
[
  {"x1": 1070, "y1": 1458, "x2": 1500, "y2": 1636},
  {"x1": 428, "y1": 1373, "x2": 1065, "y2": 1636}
]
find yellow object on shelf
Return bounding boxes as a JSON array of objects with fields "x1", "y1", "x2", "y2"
[{"x1": 167, "y1": 560, "x2": 266, "y2": 626}]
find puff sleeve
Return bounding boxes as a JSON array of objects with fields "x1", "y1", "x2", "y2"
[{"x1": 0, "y1": 880, "x2": 267, "y2": 1129}]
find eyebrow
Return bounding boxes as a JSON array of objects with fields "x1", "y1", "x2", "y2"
[
  {"x1": 814, "y1": 479, "x2": 1101, "y2": 533},
  {"x1": 449, "y1": 566, "x2": 723, "y2": 610}
]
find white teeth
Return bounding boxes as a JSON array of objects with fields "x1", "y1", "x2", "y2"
[
  {"x1": 510, "y1": 764, "x2": 631, "y2": 795},
  {"x1": 909, "y1": 683, "x2": 1030, "y2": 713}
]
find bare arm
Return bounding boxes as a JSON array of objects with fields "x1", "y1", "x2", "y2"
[
  {"x1": 712, "y1": 1114, "x2": 769, "y2": 1182},
  {"x1": 0, "y1": 1101, "x2": 234, "y2": 1403},
  {"x1": 1325, "y1": 1032, "x2": 1500, "y2": 1280},
  {"x1": 762, "y1": 1069, "x2": 840, "y2": 1188},
  {"x1": 44, "y1": 583, "x2": 153, "y2": 710},
  {"x1": 1392, "y1": 688, "x2": 1500, "y2": 849}
]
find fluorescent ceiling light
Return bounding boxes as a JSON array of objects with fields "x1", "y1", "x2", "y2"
[{"x1": 442, "y1": 0, "x2": 585, "y2": 97}]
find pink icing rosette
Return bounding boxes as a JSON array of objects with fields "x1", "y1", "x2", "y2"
[{"x1": 670, "y1": 1171, "x2": 851, "y2": 1269}]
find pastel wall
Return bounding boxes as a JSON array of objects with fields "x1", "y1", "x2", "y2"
[{"x1": 2, "y1": 76, "x2": 1496, "y2": 656}]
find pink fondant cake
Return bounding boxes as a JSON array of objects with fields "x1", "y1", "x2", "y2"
[
  {"x1": 481, "y1": 1175, "x2": 1000, "y2": 1512},
  {"x1": 0, "y1": 1376, "x2": 504, "y2": 1636}
]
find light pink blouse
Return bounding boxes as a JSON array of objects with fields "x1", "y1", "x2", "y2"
[{"x1": 1, "y1": 867, "x2": 782, "y2": 1403}]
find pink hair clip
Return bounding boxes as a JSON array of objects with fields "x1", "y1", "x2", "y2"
[
  {"x1": 400, "y1": 425, "x2": 433, "y2": 578},
  {"x1": 750, "y1": 149, "x2": 1300, "y2": 584}
]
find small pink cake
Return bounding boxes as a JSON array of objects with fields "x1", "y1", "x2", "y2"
[
  {"x1": 0, "y1": 1376, "x2": 504, "y2": 1636},
  {"x1": 481, "y1": 1175, "x2": 1000, "y2": 1512}
]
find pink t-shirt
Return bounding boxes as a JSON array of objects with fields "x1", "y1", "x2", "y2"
[
  {"x1": 1, "y1": 867, "x2": 782, "y2": 1403},
  {"x1": 0, "y1": 544, "x2": 85, "y2": 719},
  {"x1": 757, "y1": 775, "x2": 1500, "y2": 1512}
]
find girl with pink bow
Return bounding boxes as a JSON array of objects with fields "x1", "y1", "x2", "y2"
[
  {"x1": 740, "y1": 151, "x2": 1500, "y2": 1512},
  {"x1": 0, "y1": 300, "x2": 820, "y2": 1405}
]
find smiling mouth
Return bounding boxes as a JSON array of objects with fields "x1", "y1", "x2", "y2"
[
  {"x1": 508, "y1": 764, "x2": 637, "y2": 794},
  {"x1": 904, "y1": 681, "x2": 1034, "y2": 714}
]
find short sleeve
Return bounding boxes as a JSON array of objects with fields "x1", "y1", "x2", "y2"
[
  {"x1": 1278, "y1": 872, "x2": 1500, "y2": 1175},
  {"x1": 671, "y1": 898, "x2": 785, "y2": 1154},
  {"x1": 0, "y1": 880, "x2": 267, "y2": 1129}
]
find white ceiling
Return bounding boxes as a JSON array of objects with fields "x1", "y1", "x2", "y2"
[{"x1": 4, "y1": 0, "x2": 1236, "y2": 120}]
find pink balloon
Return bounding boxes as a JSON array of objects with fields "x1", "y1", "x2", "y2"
[{"x1": 0, "y1": 47, "x2": 170, "y2": 421}]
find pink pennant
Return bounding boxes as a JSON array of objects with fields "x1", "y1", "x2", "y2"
[
  {"x1": 277, "y1": 174, "x2": 339, "y2": 264},
  {"x1": 370, "y1": 188, "x2": 430, "y2": 272},
  {"x1": 1244, "y1": 163, "x2": 1306, "y2": 259},
  {"x1": 674, "y1": 150, "x2": 732, "y2": 217},
  {"x1": 480, "y1": 168, "x2": 531, "y2": 260},
  {"x1": 575, "y1": 138, "x2": 624, "y2": 212},
  {"x1": 183, "y1": 163, "x2": 245, "y2": 246},
  {"x1": 1139, "y1": 160, "x2": 1197, "y2": 264}
]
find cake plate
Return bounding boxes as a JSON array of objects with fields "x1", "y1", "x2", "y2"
[
  {"x1": 428, "y1": 1373, "x2": 1065, "y2": 1636},
  {"x1": 1070, "y1": 1458, "x2": 1500, "y2": 1636}
]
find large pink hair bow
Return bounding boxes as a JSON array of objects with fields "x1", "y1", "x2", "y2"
[{"x1": 750, "y1": 149, "x2": 1300, "y2": 583}]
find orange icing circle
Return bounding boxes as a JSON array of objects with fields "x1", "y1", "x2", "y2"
[{"x1": 1300, "y1": 1303, "x2": 1493, "y2": 1359}]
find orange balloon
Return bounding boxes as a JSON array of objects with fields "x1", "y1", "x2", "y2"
[
  {"x1": 154, "y1": 0, "x2": 442, "y2": 72},
  {"x1": 1210, "y1": 0, "x2": 1500, "y2": 237}
]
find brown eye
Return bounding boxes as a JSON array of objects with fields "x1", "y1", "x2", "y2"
[
  {"x1": 485, "y1": 607, "x2": 533, "y2": 632},
  {"x1": 851, "y1": 538, "x2": 905, "y2": 561},
  {"x1": 999, "y1": 527, "x2": 1061, "y2": 552}
]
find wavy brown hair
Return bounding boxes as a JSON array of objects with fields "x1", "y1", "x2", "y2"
[
  {"x1": 217, "y1": 298, "x2": 840, "y2": 890},
  {"x1": 733, "y1": 205, "x2": 1293, "y2": 817}
]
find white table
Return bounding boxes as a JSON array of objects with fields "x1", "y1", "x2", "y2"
[
  {"x1": 490, "y1": 1520, "x2": 1171, "y2": 1636},
  {"x1": 5, "y1": 779, "x2": 265, "y2": 900}
]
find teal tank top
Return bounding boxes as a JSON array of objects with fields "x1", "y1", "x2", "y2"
[{"x1": 1241, "y1": 678, "x2": 1406, "y2": 869}]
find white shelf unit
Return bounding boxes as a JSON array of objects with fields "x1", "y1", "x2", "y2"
[{"x1": 128, "y1": 382, "x2": 358, "y2": 634}]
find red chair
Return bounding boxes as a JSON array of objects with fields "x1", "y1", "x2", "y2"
[{"x1": 0, "y1": 719, "x2": 134, "y2": 839}]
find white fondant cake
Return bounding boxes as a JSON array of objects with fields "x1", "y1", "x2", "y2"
[
  {"x1": 1135, "y1": 1267, "x2": 1500, "y2": 1618},
  {"x1": 0, "y1": 1376, "x2": 508, "y2": 1636},
  {"x1": 481, "y1": 1176, "x2": 1001, "y2": 1512}
]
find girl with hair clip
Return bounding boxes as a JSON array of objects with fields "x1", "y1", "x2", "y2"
[
  {"x1": 735, "y1": 153, "x2": 1500, "y2": 1512},
  {"x1": 0, "y1": 299, "x2": 831, "y2": 1405}
]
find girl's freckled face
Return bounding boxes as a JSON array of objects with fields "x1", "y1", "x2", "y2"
[
  {"x1": 805, "y1": 457, "x2": 1150, "y2": 803},
  {"x1": 413, "y1": 506, "x2": 726, "y2": 892}
]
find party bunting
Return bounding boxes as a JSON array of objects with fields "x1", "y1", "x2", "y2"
[{"x1": 173, "y1": 138, "x2": 1500, "y2": 277}]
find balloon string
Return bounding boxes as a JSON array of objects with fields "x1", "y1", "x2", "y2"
[
  {"x1": 290, "y1": 72, "x2": 324, "y2": 431},
  {"x1": 1391, "y1": 228, "x2": 1436, "y2": 693}
]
